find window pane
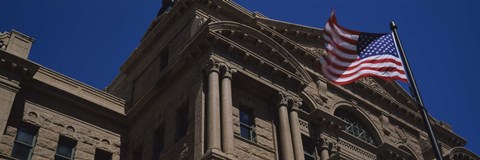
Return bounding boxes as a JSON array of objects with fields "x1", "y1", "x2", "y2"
[
  {"x1": 240, "y1": 111, "x2": 251, "y2": 125},
  {"x1": 56, "y1": 137, "x2": 76, "y2": 160},
  {"x1": 240, "y1": 125, "x2": 251, "y2": 140},
  {"x1": 302, "y1": 136, "x2": 316, "y2": 160},
  {"x1": 11, "y1": 143, "x2": 32, "y2": 160},
  {"x1": 95, "y1": 149, "x2": 112, "y2": 160},
  {"x1": 15, "y1": 128, "x2": 35, "y2": 145},
  {"x1": 56, "y1": 144, "x2": 73, "y2": 158}
]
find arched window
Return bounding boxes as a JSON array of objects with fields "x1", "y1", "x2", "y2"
[{"x1": 334, "y1": 109, "x2": 375, "y2": 145}]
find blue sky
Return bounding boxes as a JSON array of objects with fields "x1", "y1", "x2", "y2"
[{"x1": 1, "y1": 0, "x2": 478, "y2": 155}]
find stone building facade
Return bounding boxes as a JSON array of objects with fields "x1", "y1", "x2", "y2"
[{"x1": 0, "y1": 0, "x2": 478, "y2": 160}]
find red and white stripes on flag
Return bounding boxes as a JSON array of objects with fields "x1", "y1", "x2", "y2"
[{"x1": 317, "y1": 12, "x2": 408, "y2": 85}]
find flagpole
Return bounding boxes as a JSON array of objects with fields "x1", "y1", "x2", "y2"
[{"x1": 390, "y1": 21, "x2": 444, "y2": 160}]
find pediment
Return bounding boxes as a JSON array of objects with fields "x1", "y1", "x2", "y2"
[
  {"x1": 357, "y1": 77, "x2": 419, "y2": 111},
  {"x1": 209, "y1": 21, "x2": 313, "y2": 85}
]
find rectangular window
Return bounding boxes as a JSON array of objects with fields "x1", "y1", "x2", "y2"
[
  {"x1": 11, "y1": 123, "x2": 38, "y2": 160},
  {"x1": 239, "y1": 109, "x2": 255, "y2": 142},
  {"x1": 175, "y1": 106, "x2": 189, "y2": 142},
  {"x1": 153, "y1": 124, "x2": 165, "y2": 159},
  {"x1": 55, "y1": 136, "x2": 76, "y2": 160},
  {"x1": 94, "y1": 149, "x2": 112, "y2": 160},
  {"x1": 302, "y1": 135, "x2": 317, "y2": 160}
]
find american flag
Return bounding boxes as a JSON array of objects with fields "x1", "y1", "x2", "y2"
[{"x1": 318, "y1": 12, "x2": 408, "y2": 85}]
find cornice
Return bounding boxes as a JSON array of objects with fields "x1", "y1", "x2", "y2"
[
  {"x1": 33, "y1": 67, "x2": 125, "y2": 114},
  {"x1": 353, "y1": 79, "x2": 422, "y2": 122},
  {"x1": 0, "y1": 49, "x2": 38, "y2": 77},
  {"x1": 255, "y1": 17, "x2": 324, "y2": 40},
  {"x1": 376, "y1": 143, "x2": 412, "y2": 159},
  {"x1": 309, "y1": 109, "x2": 347, "y2": 131}
]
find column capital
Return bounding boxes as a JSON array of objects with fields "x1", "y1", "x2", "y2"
[
  {"x1": 220, "y1": 64, "x2": 237, "y2": 79},
  {"x1": 203, "y1": 58, "x2": 221, "y2": 73},
  {"x1": 330, "y1": 140, "x2": 338, "y2": 153},
  {"x1": 317, "y1": 136, "x2": 327, "y2": 148},
  {"x1": 277, "y1": 92, "x2": 290, "y2": 106},
  {"x1": 291, "y1": 98, "x2": 303, "y2": 111}
]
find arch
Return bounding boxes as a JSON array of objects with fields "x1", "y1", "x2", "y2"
[
  {"x1": 332, "y1": 102, "x2": 384, "y2": 145},
  {"x1": 445, "y1": 147, "x2": 480, "y2": 160},
  {"x1": 299, "y1": 91, "x2": 319, "y2": 113},
  {"x1": 208, "y1": 21, "x2": 314, "y2": 83},
  {"x1": 397, "y1": 144, "x2": 420, "y2": 160}
]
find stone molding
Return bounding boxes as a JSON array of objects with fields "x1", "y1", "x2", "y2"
[
  {"x1": 203, "y1": 57, "x2": 221, "y2": 73},
  {"x1": 337, "y1": 138, "x2": 377, "y2": 160},
  {"x1": 208, "y1": 21, "x2": 313, "y2": 83},
  {"x1": 220, "y1": 64, "x2": 236, "y2": 79},
  {"x1": 33, "y1": 67, "x2": 125, "y2": 114},
  {"x1": 276, "y1": 92, "x2": 302, "y2": 109}
]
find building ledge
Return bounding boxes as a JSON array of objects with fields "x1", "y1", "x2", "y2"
[{"x1": 33, "y1": 67, "x2": 125, "y2": 114}]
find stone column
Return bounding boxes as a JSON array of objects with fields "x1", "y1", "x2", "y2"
[
  {"x1": 289, "y1": 100, "x2": 304, "y2": 160},
  {"x1": 205, "y1": 61, "x2": 221, "y2": 151},
  {"x1": 220, "y1": 66, "x2": 235, "y2": 156},
  {"x1": 319, "y1": 137, "x2": 330, "y2": 160},
  {"x1": 277, "y1": 93, "x2": 294, "y2": 160}
]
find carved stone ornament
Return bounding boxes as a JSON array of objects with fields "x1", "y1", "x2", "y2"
[
  {"x1": 277, "y1": 92, "x2": 290, "y2": 106},
  {"x1": 358, "y1": 77, "x2": 391, "y2": 97},
  {"x1": 320, "y1": 136, "x2": 330, "y2": 149},
  {"x1": 379, "y1": 114, "x2": 392, "y2": 135},
  {"x1": 329, "y1": 140, "x2": 338, "y2": 153},
  {"x1": 315, "y1": 78, "x2": 328, "y2": 105},
  {"x1": 220, "y1": 64, "x2": 237, "y2": 79},
  {"x1": 419, "y1": 138, "x2": 432, "y2": 151},
  {"x1": 395, "y1": 125, "x2": 408, "y2": 143},
  {"x1": 203, "y1": 58, "x2": 221, "y2": 73},
  {"x1": 291, "y1": 98, "x2": 303, "y2": 111}
]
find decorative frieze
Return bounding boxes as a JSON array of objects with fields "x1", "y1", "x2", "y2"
[{"x1": 298, "y1": 118, "x2": 309, "y2": 135}]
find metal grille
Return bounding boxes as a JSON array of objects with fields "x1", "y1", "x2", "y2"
[{"x1": 335, "y1": 111, "x2": 375, "y2": 145}]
